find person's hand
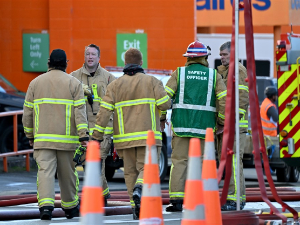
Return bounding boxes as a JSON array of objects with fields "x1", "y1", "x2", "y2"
[
  {"x1": 216, "y1": 124, "x2": 224, "y2": 135},
  {"x1": 29, "y1": 140, "x2": 34, "y2": 147},
  {"x1": 80, "y1": 140, "x2": 88, "y2": 147},
  {"x1": 160, "y1": 120, "x2": 169, "y2": 132}
]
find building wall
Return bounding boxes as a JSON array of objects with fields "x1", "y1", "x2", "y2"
[
  {"x1": 0, "y1": 0, "x2": 49, "y2": 92},
  {"x1": 0, "y1": 0, "x2": 196, "y2": 92}
]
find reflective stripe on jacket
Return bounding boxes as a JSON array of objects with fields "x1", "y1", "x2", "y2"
[
  {"x1": 92, "y1": 72, "x2": 171, "y2": 149},
  {"x1": 260, "y1": 98, "x2": 277, "y2": 136},
  {"x1": 22, "y1": 69, "x2": 89, "y2": 150}
]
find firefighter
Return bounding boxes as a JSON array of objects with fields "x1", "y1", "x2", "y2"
[
  {"x1": 216, "y1": 41, "x2": 249, "y2": 210},
  {"x1": 71, "y1": 44, "x2": 116, "y2": 204},
  {"x1": 160, "y1": 41, "x2": 227, "y2": 212},
  {"x1": 22, "y1": 49, "x2": 89, "y2": 220},
  {"x1": 92, "y1": 48, "x2": 171, "y2": 220},
  {"x1": 260, "y1": 86, "x2": 278, "y2": 136}
]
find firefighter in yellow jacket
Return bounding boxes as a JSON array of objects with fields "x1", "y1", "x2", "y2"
[
  {"x1": 160, "y1": 41, "x2": 227, "y2": 212},
  {"x1": 71, "y1": 44, "x2": 116, "y2": 203},
  {"x1": 22, "y1": 49, "x2": 89, "y2": 220},
  {"x1": 217, "y1": 41, "x2": 249, "y2": 210},
  {"x1": 92, "y1": 48, "x2": 171, "y2": 219}
]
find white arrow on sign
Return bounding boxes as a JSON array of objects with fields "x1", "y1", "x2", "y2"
[{"x1": 30, "y1": 60, "x2": 38, "y2": 69}]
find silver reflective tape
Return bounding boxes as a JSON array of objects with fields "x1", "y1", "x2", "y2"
[
  {"x1": 145, "y1": 145, "x2": 158, "y2": 164},
  {"x1": 187, "y1": 157, "x2": 202, "y2": 180},
  {"x1": 203, "y1": 178, "x2": 219, "y2": 191},
  {"x1": 179, "y1": 67, "x2": 186, "y2": 104},
  {"x1": 204, "y1": 142, "x2": 215, "y2": 160},
  {"x1": 182, "y1": 205, "x2": 205, "y2": 220},
  {"x1": 83, "y1": 161, "x2": 102, "y2": 187},
  {"x1": 173, "y1": 127, "x2": 206, "y2": 134},
  {"x1": 206, "y1": 68, "x2": 214, "y2": 106},
  {"x1": 142, "y1": 183, "x2": 161, "y2": 197},
  {"x1": 80, "y1": 213, "x2": 103, "y2": 224},
  {"x1": 173, "y1": 103, "x2": 216, "y2": 112}
]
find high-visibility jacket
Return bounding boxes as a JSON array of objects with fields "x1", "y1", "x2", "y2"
[
  {"x1": 22, "y1": 69, "x2": 89, "y2": 150},
  {"x1": 161, "y1": 60, "x2": 227, "y2": 136},
  {"x1": 92, "y1": 72, "x2": 171, "y2": 149},
  {"x1": 260, "y1": 98, "x2": 277, "y2": 136},
  {"x1": 217, "y1": 63, "x2": 249, "y2": 133},
  {"x1": 71, "y1": 64, "x2": 116, "y2": 135},
  {"x1": 171, "y1": 64, "x2": 218, "y2": 139}
]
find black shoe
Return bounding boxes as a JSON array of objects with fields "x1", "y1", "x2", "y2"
[
  {"x1": 132, "y1": 207, "x2": 139, "y2": 220},
  {"x1": 39, "y1": 206, "x2": 54, "y2": 220},
  {"x1": 104, "y1": 193, "x2": 111, "y2": 207},
  {"x1": 132, "y1": 186, "x2": 142, "y2": 211},
  {"x1": 165, "y1": 200, "x2": 183, "y2": 212},
  {"x1": 63, "y1": 204, "x2": 80, "y2": 219},
  {"x1": 221, "y1": 200, "x2": 246, "y2": 211},
  {"x1": 132, "y1": 185, "x2": 142, "y2": 220}
]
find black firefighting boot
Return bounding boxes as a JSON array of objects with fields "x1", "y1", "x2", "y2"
[
  {"x1": 132, "y1": 207, "x2": 140, "y2": 220},
  {"x1": 39, "y1": 206, "x2": 54, "y2": 220},
  {"x1": 132, "y1": 185, "x2": 142, "y2": 220},
  {"x1": 165, "y1": 199, "x2": 183, "y2": 212},
  {"x1": 104, "y1": 193, "x2": 111, "y2": 207},
  {"x1": 63, "y1": 204, "x2": 80, "y2": 219},
  {"x1": 221, "y1": 200, "x2": 246, "y2": 211}
]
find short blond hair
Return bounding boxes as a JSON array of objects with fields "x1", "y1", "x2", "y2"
[{"x1": 124, "y1": 48, "x2": 142, "y2": 64}]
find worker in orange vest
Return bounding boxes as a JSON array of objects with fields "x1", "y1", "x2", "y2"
[{"x1": 260, "y1": 86, "x2": 278, "y2": 137}]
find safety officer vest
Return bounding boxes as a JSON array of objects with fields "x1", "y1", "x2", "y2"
[
  {"x1": 260, "y1": 98, "x2": 277, "y2": 136},
  {"x1": 171, "y1": 64, "x2": 217, "y2": 139}
]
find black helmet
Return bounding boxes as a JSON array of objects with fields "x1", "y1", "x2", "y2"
[{"x1": 264, "y1": 86, "x2": 277, "y2": 98}]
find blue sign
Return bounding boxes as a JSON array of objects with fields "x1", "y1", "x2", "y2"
[
  {"x1": 197, "y1": 0, "x2": 271, "y2": 11},
  {"x1": 291, "y1": 0, "x2": 300, "y2": 10}
]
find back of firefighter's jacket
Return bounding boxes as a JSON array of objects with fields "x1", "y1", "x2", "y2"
[
  {"x1": 22, "y1": 69, "x2": 89, "y2": 150},
  {"x1": 92, "y1": 72, "x2": 171, "y2": 149}
]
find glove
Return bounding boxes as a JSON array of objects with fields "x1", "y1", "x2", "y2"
[
  {"x1": 73, "y1": 145, "x2": 87, "y2": 166},
  {"x1": 82, "y1": 84, "x2": 92, "y2": 96}
]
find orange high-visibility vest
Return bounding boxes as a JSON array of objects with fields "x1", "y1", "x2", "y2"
[{"x1": 260, "y1": 98, "x2": 277, "y2": 136}]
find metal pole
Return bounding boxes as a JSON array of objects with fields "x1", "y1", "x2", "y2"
[
  {"x1": 235, "y1": 0, "x2": 240, "y2": 211},
  {"x1": 13, "y1": 114, "x2": 18, "y2": 153}
]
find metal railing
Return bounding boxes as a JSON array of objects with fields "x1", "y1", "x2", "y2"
[{"x1": 0, "y1": 110, "x2": 33, "y2": 172}]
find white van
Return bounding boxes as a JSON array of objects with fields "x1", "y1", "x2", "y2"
[{"x1": 196, "y1": 33, "x2": 274, "y2": 77}]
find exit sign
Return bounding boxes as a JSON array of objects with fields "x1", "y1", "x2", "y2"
[
  {"x1": 116, "y1": 33, "x2": 148, "y2": 68},
  {"x1": 23, "y1": 33, "x2": 49, "y2": 72}
]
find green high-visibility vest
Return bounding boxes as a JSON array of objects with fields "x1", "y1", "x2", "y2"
[{"x1": 171, "y1": 64, "x2": 217, "y2": 139}]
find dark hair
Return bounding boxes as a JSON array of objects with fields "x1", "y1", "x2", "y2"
[
  {"x1": 124, "y1": 48, "x2": 142, "y2": 64},
  {"x1": 48, "y1": 61, "x2": 67, "y2": 72},
  {"x1": 265, "y1": 86, "x2": 277, "y2": 99},
  {"x1": 220, "y1": 41, "x2": 231, "y2": 52},
  {"x1": 87, "y1": 44, "x2": 100, "y2": 56}
]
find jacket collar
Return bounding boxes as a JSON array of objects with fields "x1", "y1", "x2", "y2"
[{"x1": 82, "y1": 63, "x2": 102, "y2": 77}]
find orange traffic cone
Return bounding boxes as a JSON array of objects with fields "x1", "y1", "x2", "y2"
[
  {"x1": 80, "y1": 141, "x2": 104, "y2": 224},
  {"x1": 182, "y1": 138, "x2": 206, "y2": 225},
  {"x1": 139, "y1": 130, "x2": 164, "y2": 225},
  {"x1": 202, "y1": 128, "x2": 222, "y2": 225}
]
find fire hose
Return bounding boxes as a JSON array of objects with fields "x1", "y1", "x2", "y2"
[{"x1": 217, "y1": 0, "x2": 299, "y2": 224}]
